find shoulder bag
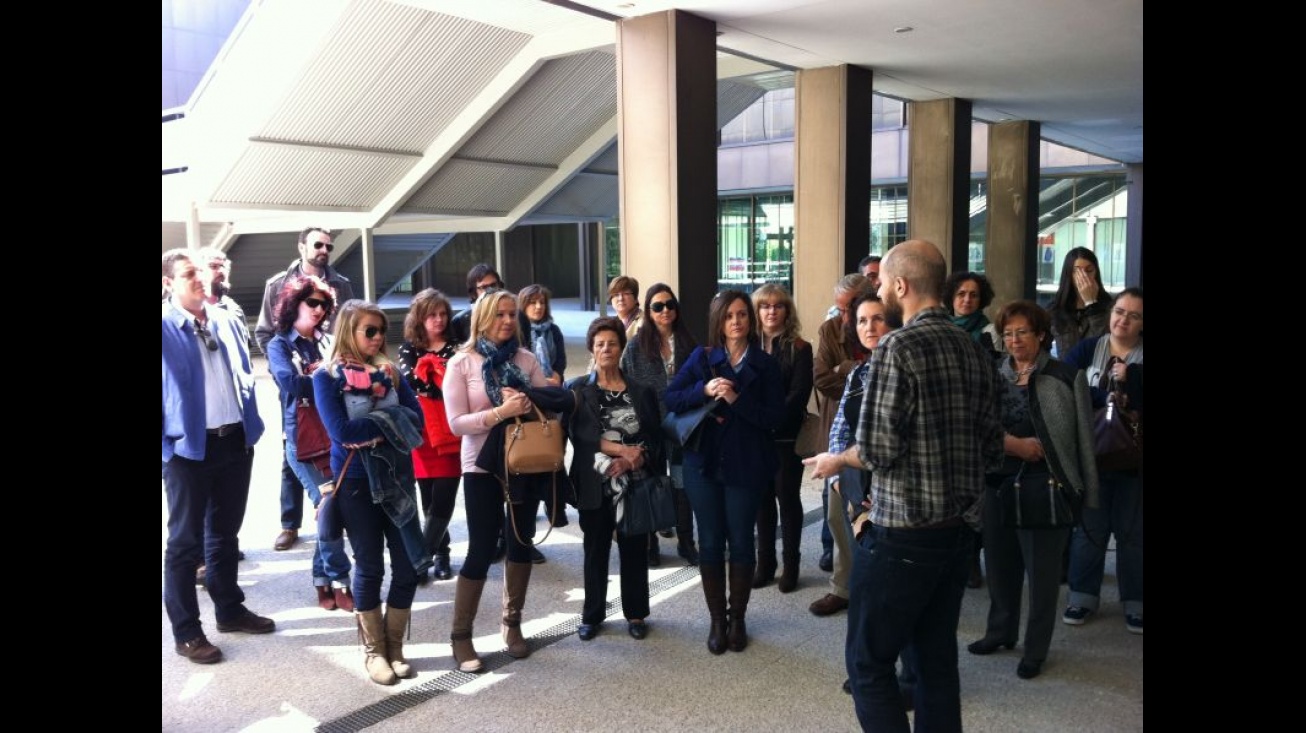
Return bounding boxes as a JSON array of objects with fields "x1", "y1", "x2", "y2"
[
  {"x1": 618, "y1": 473, "x2": 677, "y2": 536},
  {"x1": 661, "y1": 351, "x2": 720, "y2": 451},
  {"x1": 996, "y1": 464, "x2": 1082, "y2": 530},
  {"x1": 1093, "y1": 374, "x2": 1142, "y2": 472},
  {"x1": 295, "y1": 396, "x2": 334, "y2": 477},
  {"x1": 504, "y1": 403, "x2": 566, "y2": 475},
  {"x1": 793, "y1": 412, "x2": 824, "y2": 458}
]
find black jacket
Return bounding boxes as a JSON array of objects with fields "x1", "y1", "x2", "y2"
[{"x1": 563, "y1": 373, "x2": 666, "y2": 511}]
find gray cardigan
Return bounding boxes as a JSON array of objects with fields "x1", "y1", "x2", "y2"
[{"x1": 1001, "y1": 352, "x2": 1100, "y2": 510}]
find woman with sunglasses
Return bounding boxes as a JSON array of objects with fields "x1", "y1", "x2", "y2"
[
  {"x1": 749, "y1": 283, "x2": 812, "y2": 593},
  {"x1": 266, "y1": 276, "x2": 353, "y2": 611},
  {"x1": 442, "y1": 290, "x2": 549, "y2": 673},
  {"x1": 313, "y1": 301, "x2": 427, "y2": 686},
  {"x1": 620, "y1": 283, "x2": 699, "y2": 567}
]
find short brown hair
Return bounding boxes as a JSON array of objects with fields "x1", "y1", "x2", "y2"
[
  {"x1": 517, "y1": 284, "x2": 552, "y2": 321},
  {"x1": 996, "y1": 300, "x2": 1052, "y2": 350},
  {"x1": 586, "y1": 316, "x2": 627, "y2": 352},
  {"x1": 608, "y1": 275, "x2": 640, "y2": 301}
]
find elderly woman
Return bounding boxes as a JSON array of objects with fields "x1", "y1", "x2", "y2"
[
  {"x1": 620, "y1": 283, "x2": 699, "y2": 567},
  {"x1": 967, "y1": 300, "x2": 1098, "y2": 680},
  {"x1": 945, "y1": 271, "x2": 1001, "y2": 356},
  {"x1": 1047, "y1": 247, "x2": 1113, "y2": 358},
  {"x1": 398, "y1": 288, "x2": 461, "y2": 583},
  {"x1": 442, "y1": 290, "x2": 548, "y2": 672},
  {"x1": 750, "y1": 284, "x2": 812, "y2": 592},
  {"x1": 666, "y1": 290, "x2": 784, "y2": 654},
  {"x1": 565, "y1": 317, "x2": 664, "y2": 641},
  {"x1": 266, "y1": 276, "x2": 354, "y2": 611},
  {"x1": 608, "y1": 274, "x2": 643, "y2": 338},
  {"x1": 1063, "y1": 287, "x2": 1144, "y2": 634},
  {"x1": 312, "y1": 301, "x2": 426, "y2": 686}
]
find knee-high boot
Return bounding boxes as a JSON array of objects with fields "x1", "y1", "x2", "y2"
[
  {"x1": 450, "y1": 576, "x2": 486, "y2": 673},
  {"x1": 675, "y1": 489, "x2": 699, "y2": 565},
  {"x1": 753, "y1": 505, "x2": 778, "y2": 588},
  {"x1": 357, "y1": 608, "x2": 397, "y2": 685},
  {"x1": 778, "y1": 516, "x2": 802, "y2": 593},
  {"x1": 502, "y1": 561, "x2": 532, "y2": 659},
  {"x1": 700, "y1": 563, "x2": 728, "y2": 655},
  {"x1": 728, "y1": 562, "x2": 754, "y2": 652},
  {"x1": 384, "y1": 606, "x2": 416, "y2": 679}
]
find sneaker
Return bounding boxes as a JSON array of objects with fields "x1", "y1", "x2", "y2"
[
  {"x1": 1062, "y1": 606, "x2": 1092, "y2": 625},
  {"x1": 1125, "y1": 614, "x2": 1143, "y2": 635}
]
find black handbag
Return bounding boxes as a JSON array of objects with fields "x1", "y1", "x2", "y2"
[
  {"x1": 660, "y1": 399, "x2": 722, "y2": 452},
  {"x1": 618, "y1": 474, "x2": 677, "y2": 536},
  {"x1": 1093, "y1": 374, "x2": 1142, "y2": 472},
  {"x1": 996, "y1": 466, "x2": 1082, "y2": 530}
]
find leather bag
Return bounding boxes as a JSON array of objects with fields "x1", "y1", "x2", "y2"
[
  {"x1": 996, "y1": 467, "x2": 1082, "y2": 530},
  {"x1": 793, "y1": 412, "x2": 824, "y2": 458},
  {"x1": 661, "y1": 399, "x2": 722, "y2": 452},
  {"x1": 1093, "y1": 376, "x2": 1142, "y2": 472},
  {"x1": 618, "y1": 474, "x2": 677, "y2": 536},
  {"x1": 295, "y1": 397, "x2": 333, "y2": 477},
  {"x1": 504, "y1": 404, "x2": 565, "y2": 475}
]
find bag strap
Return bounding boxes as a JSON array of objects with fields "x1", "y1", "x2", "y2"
[{"x1": 328, "y1": 450, "x2": 356, "y2": 494}]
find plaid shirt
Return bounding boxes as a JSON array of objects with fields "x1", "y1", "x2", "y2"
[{"x1": 855, "y1": 306, "x2": 1003, "y2": 528}]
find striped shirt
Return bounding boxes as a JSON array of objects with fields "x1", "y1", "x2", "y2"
[{"x1": 855, "y1": 306, "x2": 1003, "y2": 528}]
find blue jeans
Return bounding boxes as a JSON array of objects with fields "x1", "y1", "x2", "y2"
[
  {"x1": 163, "y1": 431, "x2": 254, "y2": 643},
  {"x1": 278, "y1": 448, "x2": 304, "y2": 530},
  {"x1": 1068, "y1": 471, "x2": 1144, "y2": 617},
  {"x1": 682, "y1": 453, "x2": 762, "y2": 565},
  {"x1": 336, "y1": 477, "x2": 418, "y2": 612},
  {"x1": 285, "y1": 436, "x2": 352, "y2": 587},
  {"x1": 846, "y1": 522, "x2": 971, "y2": 733}
]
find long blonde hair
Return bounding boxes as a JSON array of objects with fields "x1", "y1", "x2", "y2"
[{"x1": 328, "y1": 300, "x2": 396, "y2": 376}]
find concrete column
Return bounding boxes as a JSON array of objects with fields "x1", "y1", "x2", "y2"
[
  {"x1": 908, "y1": 98, "x2": 972, "y2": 270},
  {"x1": 616, "y1": 9, "x2": 717, "y2": 344},
  {"x1": 359, "y1": 227, "x2": 376, "y2": 301},
  {"x1": 985, "y1": 120, "x2": 1040, "y2": 307},
  {"x1": 793, "y1": 64, "x2": 871, "y2": 337}
]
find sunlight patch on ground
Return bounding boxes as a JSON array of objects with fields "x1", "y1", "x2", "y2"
[
  {"x1": 238, "y1": 702, "x2": 319, "y2": 733},
  {"x1": 178, "y1": 671, "x2": 215, "y2": 700}
]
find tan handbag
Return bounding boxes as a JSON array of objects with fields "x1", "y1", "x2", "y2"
[
  {"x1": 503, "y1": 404, "x2": 565, "y2": 475},
  {"x1": 793, "y1": 411, "x2": 824, "y2": 458}
]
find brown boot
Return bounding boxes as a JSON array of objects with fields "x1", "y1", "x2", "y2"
[
  {"x1": 450, "y1": 576, "x2": 486, "y2": 673},
  {"x1": 728, "y1": 562, "x2": 754, "y2": 652},
  {"x1": 700, "y1": 563, "x2": 728, "y2": 655},
  {"x1": 502, "y1": 561, "x2": 533, "y2": 659},
  {"x1": 356, "y1": 608, "x2": 397, "y2": 685},
  {"x1": 384, "y1": 606, "x2": 416, "y2": 679}
]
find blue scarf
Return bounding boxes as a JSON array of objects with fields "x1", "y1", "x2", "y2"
[
  {"x1": 530, "y1": 320, "x2": 556, "y2": 377},
  {"x1": 950, "y1": 311, "x2": 991, "y2": 342},
  {"x1": 476, "y1": 335, "x2": 530, "y2": 406}
]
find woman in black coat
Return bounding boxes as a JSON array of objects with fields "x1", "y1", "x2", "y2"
[{"x1": 565, "y1": 317, "x2": 666, "y2": 642}]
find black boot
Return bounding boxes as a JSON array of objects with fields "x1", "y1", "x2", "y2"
[
  {"x1": 700, "y1": 563, "x2": 728, "y2": 655},
  {"x1": 728, "y1": 562, "x2": 754, "y2": 652}
]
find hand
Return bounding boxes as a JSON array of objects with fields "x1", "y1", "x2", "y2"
[
  {"x1": 500, "y1": 388, "x2": 532, "y2": 417},
  {"x1": 1110, "y1": 362, "x2": 1127, "y2": 384},
  {"x1": 606, "y1": 456, "x2": 633, "y2": 478},
  {"x1": 1016, "y1": 437, "x2": 1044, "y2": 462},
  {"x1": 618, "y1": 445, "x2": 644, "y2": 469},
  {"x1": 803, "y1": 452, "x2": 842, "y2": 480},
  {"x1": 1073, "y1": 268, "x2": 1099, "y2": 304},
  {"x1": 705, "y1": 377, "x2": 737, "y2": 403}
]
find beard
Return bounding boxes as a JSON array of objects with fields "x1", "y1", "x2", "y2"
[
  {"x1": 209, "y1": 279, "x2": 230, "y2": 298},
  {"x1": 882, "y1": 291, "x2": 904, "y2": 328}
]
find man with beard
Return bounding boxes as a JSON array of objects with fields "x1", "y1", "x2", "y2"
[
  {"x1": 197, "y1": 248, "x2": 249, "y2": 346},
  {"x1": 805, "y1": 240, "x2": 1003, "y2": 733},
  {"x1": 255, "y1": 227, "x2": 356, "y2": 552},
  {"x1": 162, "y1": 249, "x2": 272, "y2": 664}
]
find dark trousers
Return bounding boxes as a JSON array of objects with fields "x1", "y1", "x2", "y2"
[
  {"x1": 337, "y1": 476, "x2": 418, "y2": 611},
  {"x1": 757, "y1": 442, "x2": 804, "y2": 566},
  {"x1": 846, "y1": 523, "x2": 971, "y2": 733},
  {"x1": 460, "y1": 473, "x2": 538, "y2": 580},
  {"x1": 578, "y1": 494, "x2": 650, "y2": 625},
  {"x1": 682, "y1": 453, "x2": 762, "y2": 566},
  {"x1": 418, "y1": 476, "x2": 458, "y2": 556},
  {"x1": 163, "y1": 431, "x2": 254, "y2": 643}
]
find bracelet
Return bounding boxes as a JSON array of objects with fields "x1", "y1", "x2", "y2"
[{"x1": 492, "y1": 407, "x2": 504, "y2": 423}]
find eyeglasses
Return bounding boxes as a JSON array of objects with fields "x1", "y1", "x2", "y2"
[
  {"x1": 311, "y1": 241, "x2": 334, "y2": 252},
  {"x1": 476, "y1": 281, "x2": 503, "y2": 292},
  {"x1": 303, "y1": 297, "x2": 328, "y2": 310},
  {"x1": 1001, "y1": 329, "x2": 1033, "y2": 341},
  {"x1": 611, "y1": 291, "x2": 635, "y2": 300},
  {"x1": 1112, "y1": 307, "x2": 1143, "y2": 322},
  {"x1": 195, "y1": 321, "x2": 219, "y2": 352},
  {"x1": 357, "y1": 325, "x2": 386, "y2": 339},
  {"x1": 650, "y1": 300, "x2": 678, "y2": 313},
  {"x1": 757, "y1": 302, "x2": 785, "y2": 311}
]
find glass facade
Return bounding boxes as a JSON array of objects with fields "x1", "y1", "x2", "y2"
[
  {"x1": 869, "y1": 185, "x2": 908, "y2": 257},
  {"x1": 717, "y1": 194, "x2": 794, "y2": 293},
  {"x1": 1034, "y1": 174, "x2": 1129, "y2": 300}
]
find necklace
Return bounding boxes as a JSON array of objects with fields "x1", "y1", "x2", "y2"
[{"x1": 1012, "y1": 363, "x2": 1036, "y2": 383}]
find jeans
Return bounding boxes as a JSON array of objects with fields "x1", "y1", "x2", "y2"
[
  {"x1": 1068, "y1": 471, "x2": 1144, "y2": 617},
  {"x1": 278, "y1": 447, "x2": 304, "y2": 530},
  {"x1": 460, "y1": 473, "x2": 538, "y2": 580},
  {"x1": 163, "y1": 431, "x2": 254, "y2": 643},
  {"x1": 578, "y1": 494, "x2": 650, "y2": 625},
  {"x1": 846, "y1": 522, "x2": 971, "y2": 733},
  {"x1": 285, "y1": 435, "x2": 351, "y2": 587},
  {"x1": 682, "y1": 452, "x2": 762, "y2": 565},
  {"x1": 336, "y1": 476, "x2": 418, "y2": 612}
]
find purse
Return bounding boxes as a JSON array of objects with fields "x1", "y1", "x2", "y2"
[
  {"x1": 1093, "y1": 375, "x2": 1142, "y2": 472},
  {"x1": 661, "y1": 398, "x2": 722, "y2": 452},
  {"x1": 996, "y1": 465, "x2": 1082, "y2": 530},
  {"x1": 618, "y1": 473, "x2": 677, "y2": 536},
  {"x1": 793, "y1": 412, "x2": 824, "y2": 458},
  {"x1": 295, "y1": 397, "x2": 333, "y2": 477},
  {"x1": 503, "y1": 404, "x2": 566, "y2": 475}
]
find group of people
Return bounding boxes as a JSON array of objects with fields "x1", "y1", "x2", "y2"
[{"x1": 163, "y1": 232, "x2": 1141, "y2": 729}]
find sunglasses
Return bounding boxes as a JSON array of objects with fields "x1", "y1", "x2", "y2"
[
  {"x1": 311, "y1": 240, "x2": 334, "y2": 252},
  {"x1": 650, "y1": 300, "x2": 678, "y2": 313},
  {"x1": 195, "y1": 322, "x2": 219, "y2": 352},
  {"x1": 303, "y1": 297, "x2": 329, "y2": 310},
  {"x1": 357, "y1": 325, "x2": 387, "y2": 339}
]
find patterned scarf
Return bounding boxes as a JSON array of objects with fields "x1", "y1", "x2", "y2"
[
  {"x1": 530, "y1": 319, "x2": 556, "y2": 378},
  {"x1": 476, "y1": 335, "x2": 530, "y2": 406}
]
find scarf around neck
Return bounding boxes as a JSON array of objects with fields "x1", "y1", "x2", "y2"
[
  {"x1": 951, "y1": 311, "x2": 991, "y2": 342},
  {"x1": 476, "y1": 335, "x2": 530, "y2": 405},
  {"x1": 529, "y1": 319, "x2": 556, "y2": 377}
]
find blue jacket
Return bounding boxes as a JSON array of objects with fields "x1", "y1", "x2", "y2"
[
  {"x1": 162, "y1": 301, "x2": 265, "y2": 462},
  {"x1": 266, "y1": 328, "x2": 330, "y2": 433},
  {"x1": 665, "y1": 344, "x2": 784, "y2": 488}
]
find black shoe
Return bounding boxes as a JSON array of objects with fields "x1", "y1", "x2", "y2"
[
  {"x1": 659, "y1": 528, "x2": 676, "y2": 539},
  {"x1": 818, "y1": 550, "x2": 833, "y2": 572},
  {"x1": 433, "y1": 554, "x2": 454, "y2": 580},
  {"x1": 677, "y1": 540, "x2": 699, "y2": 566},
  {"x1": 841, "y1": 679, "x2": 851, "y2": 694},
  {"x1": 1016, "y1": 659, "x2": 1043, "y2": 679},
  {"x1": 216, "y1": 610, "x2": 276, "y2": 634},
  {"x1": 415, "y1": 567, "x2": 432, "y2": 586},
  {"x1": 647, "y1": 546, "x2": 661, "y2": 567},
  {"x1": 238, "y1": 550, "x2": 246, "y2": 562},
  {"x1": 968, "y1": 638, "x2": 1016, "y2": 655},
  {"x1": 627, "y1": 620, "x2": 649, "y2": 640},
  {"x1": 577, "y1": 623, "x2": 600, "y2": 641},
  {"x1": 530, "y1": 546, "x2": 547, "y2": 564}
]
